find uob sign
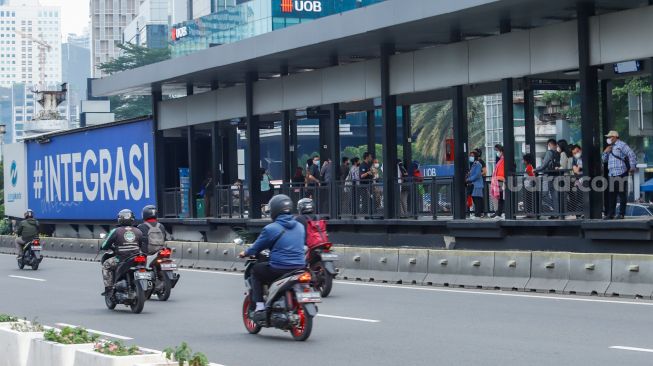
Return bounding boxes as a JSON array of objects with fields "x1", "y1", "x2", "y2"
[{"x1": 281, "y1": 0, "x2": 323, "y2": 13}]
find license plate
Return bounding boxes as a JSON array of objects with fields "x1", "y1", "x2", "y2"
[
  {"x1": 31, "y1": 247, "x2": 41, "y2": 251},
  {"x1": 296, "y1": 291, "x2": 322, "y2": 303},
  {"x1": 134, "y1": 272, "x2": 152, "y2": 280},
  {"x1": 320, "y1": 253, "x2": 338, "y2": 261},
  {"x1": 160, "y1": 263, "x2": 177, "y2": 271}
]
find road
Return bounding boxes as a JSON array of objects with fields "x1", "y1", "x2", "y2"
[{"x1": 1, "y1": 253, "x2": 652, "y2": 366}]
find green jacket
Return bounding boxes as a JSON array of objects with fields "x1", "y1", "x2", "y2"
[{"x1": 17, "y1": 218, "x2": 39, "y2": 241}]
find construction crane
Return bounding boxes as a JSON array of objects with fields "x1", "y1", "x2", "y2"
[{"x1": 13, "y1": 29, "x2": 51, "y2": 90}]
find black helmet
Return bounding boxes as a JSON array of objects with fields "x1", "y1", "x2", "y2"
[
  {"x1": 142, "y1": 205, "x2": 157, "y2": 220},
  {"x1": 24, "y1": 209, "x2": 34, "y2": 219},
  {"x1": 117, "y1": 209, "x2": 136, "y2": 226},
  {"x1": 297, "y1": 198, "x2": 314, "y2": 215},
  {"x1": 268, "y1": 194, "x2": 293, "y2": 220}
]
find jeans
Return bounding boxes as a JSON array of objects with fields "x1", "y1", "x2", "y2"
[
  {"x1": 251, "y1": 263, "x2": 302, "y2": 303},
  {"x1": 607, "y1": 174, "x2": 629, "y2": 217},
  {"x1": 15, "y1": 237, "x2": 25, "y2": 257}
]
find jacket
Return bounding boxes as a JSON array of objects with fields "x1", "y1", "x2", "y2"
[
  {"x1": 536, "y1": 150, "x2": 559, "y2": 174},
  {"x1": 17, "y1": 218, "x2": 39, "y2": 241},
  {"x1": 101, "y1": 226, "x2": 143, "y2": 261},
  {"x1": 245, "y1": 214, "x2": 306, "y2": 270},
  {"x1": 467, "y1": 161, "x2": 484, "y2": 197}
]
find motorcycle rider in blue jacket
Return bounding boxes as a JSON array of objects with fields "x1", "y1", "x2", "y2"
[{"x1": 239, "y1": 194, "x2": 306, "y2": 321}]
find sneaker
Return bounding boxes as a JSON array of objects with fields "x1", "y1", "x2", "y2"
[
  {"x1": 101, "y1": 287, "x2": 112, "y2": 296},
  {"x1": 615, "y1": 215, "x2": 625, "y2": 220},
  {"x1": 252, "y1": 310, "x2": 267, "y2": 323}
]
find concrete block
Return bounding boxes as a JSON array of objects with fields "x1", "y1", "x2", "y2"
[
  {"x1": 339, "y1": 247, "x2": 371, "y2": 281},
  {"x1": 563, "y1": 253, "x2": 612, "y2": 296},
  {"x1": 606, "y1": 254, "x2": 653, "y2": 299},
  {"x1": 424, "y1": 250, "x2": 460, "y2": 286},
  {"x1": 492, "y1": 251, "x2": 531, "y2": 290},
  {"x1": 368, "y1": 248, "x2": 399, "y2": 283},
  {"x1": 181, "y1": 242, "x2": 200, "y2": 268},
  {"x1": 525, "y1": 251, "x2": 570, "y2": 293},
  {"x1": 453, "y1": 251, "x2": 495, "y2": 288},
  {"x1": 395, "y1": 249, "x2": 428, "y2": 285},
  {"x1": 195, "y1": 243, "x2": 219, "y2": 270}
]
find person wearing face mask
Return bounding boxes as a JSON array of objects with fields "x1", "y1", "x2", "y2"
[
  {"x1": 602, "y1": 131, "x2": 637, "y2": 220},
  {"x1": 490, "y1": 144, "x2": 505, "y2": 219},
  {"x1": 371, "y1": 158, "x2": 383, "y2": 212},
  {"x1": 557, "y1": 140, "x2": 573, "y2": 173},
  {"x1": 467, "y1": 151, "x2": 485, "y2": 218},
  {"x1": 536, "y1": 139, "x2": 561, "y2": 219},
  {"x1": 570, "y1": 145, "x2": 584, "y2": 217}
]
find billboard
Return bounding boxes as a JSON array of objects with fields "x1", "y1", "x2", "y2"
[
  {"x1": 3, "y1": 142, "x2": 28, "y2": 218},
  {"x1": 26, "y1": 120, "x2": 156, "y2": 220}
]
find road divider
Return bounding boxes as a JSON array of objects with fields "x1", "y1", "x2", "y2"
[{"x1": 10, "y1": 235, "x2": 653, "y2": 299}]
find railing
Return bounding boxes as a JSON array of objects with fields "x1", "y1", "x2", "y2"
[
  {"x1": 396, "y1": 177, "x2": 454, "y2": 219},
  {"x1": 162, "y1": 188, "x2": 181, "y2": 218},
  {"x1": 214, "y1": 185, "x2": 248, "y2": 219}
]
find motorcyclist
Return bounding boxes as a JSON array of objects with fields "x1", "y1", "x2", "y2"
[
  {"x1": 294, "y1": 198, "x2": 317, "y2": 237},
  {"x1": 136, "y1": 205, "x2": 168, "y2": 255},
  {"x1": 100, "y1": 209, "x2": 144, "y2": 296},
  {"x1": 15, "y1": 210, "x2": 39, "y2": 258},
  {"x1": 238, "y1": 195, "x2": 306, "y2": 321}
]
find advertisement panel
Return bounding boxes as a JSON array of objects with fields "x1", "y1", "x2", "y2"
[
  {"x1": 26, "y1": 120, "x2": 156, "y2": 220},
  {"x1": 3, "y1": 142, "x2": 28, "y2": 218}
]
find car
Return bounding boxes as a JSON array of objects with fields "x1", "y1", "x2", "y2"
[{"x1": 625, "y1": 203, "x2": 653, "y2": 217}]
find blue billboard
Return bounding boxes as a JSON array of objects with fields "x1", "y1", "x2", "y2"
[{"x1": 26, "y1": 119, "x2": 156, "y2": 220}]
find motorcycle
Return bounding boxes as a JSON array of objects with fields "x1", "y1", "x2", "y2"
[
  {"x1": 17, "y1": 238, "x2": 43, "y2": 270},
  {"x1": 145, "y1": 247, "x2": 180, "y2": 301},
  {"x1": 237, "y1": 239, "x2": 322, "y2": 341},
  {"x1": 101, "y1": 252, "x2": 154, "y2": 314},
  {"x1": 306, "y1": 243, "x2": 338, "y2": 297}
]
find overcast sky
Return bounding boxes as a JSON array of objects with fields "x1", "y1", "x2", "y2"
[{"x1": 41, "y1": 0, "x2": 90, "y2": 39}]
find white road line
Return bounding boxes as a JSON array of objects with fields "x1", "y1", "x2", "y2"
[
  {"x1": 336, "y1": 281, "x2": 653, "y2": 306},
  {"x1": 178, "y1": 268, "x2": 241, "y2": 276},
  {"x1": 610, "y1": 346, "x2": 653, "y2": 353},
  {"x1": 317, "y1": 314, "x2": 380, "y2": 323},
  {"x1": 8, "y1": 275, "x2": 46, "y2": 282},
  {"x1": 55, "y1": 323, "x2": 133, "y2": 340}
]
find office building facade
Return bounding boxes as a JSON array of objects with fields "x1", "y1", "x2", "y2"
[{"x1": 90, "y1": 0, "x2": 141, "y2": 77}]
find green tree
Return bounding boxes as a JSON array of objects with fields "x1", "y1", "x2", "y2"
[{"x1": 98, "y1": 44, "x2": 171, "y2": 121}]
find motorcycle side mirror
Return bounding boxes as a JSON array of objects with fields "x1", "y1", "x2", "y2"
[
  {"x1": 234, "y1": 238, "x2": 244, "y2": 246},
  {"x1": 99, "y1": 233, "x2": 107, "y2": 239}
]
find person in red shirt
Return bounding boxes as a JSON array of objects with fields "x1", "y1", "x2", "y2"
[
  {"x1": 490, "y1": 145, "x2": 505, "y2": 218},
  {"x1": 523, "y1": 153, "x2": 536, "y2": 218}
]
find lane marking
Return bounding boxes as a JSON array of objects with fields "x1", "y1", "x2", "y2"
[
  {"x1": 179, "y1": 268, "x2": 241, "y2": 276},
  {"x1": 336, "y1": 281, "x2": 653, "y2": 306},
  {"x1": 55, "y1": 323, "x2": 133, "y2": 340},
  {"x1": 317, "y1": 314, "x2": 380, "y2": 323},
  {"x1": 8, "y1": 275, "x2": 46, "y2": 282},
  {"x1": 610, "y1": 346, "x2": 653, "y2": 353}
]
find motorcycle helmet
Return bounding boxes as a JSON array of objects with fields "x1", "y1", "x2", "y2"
[
  {"x1": 297, "y1": 198, "x2": 314, "y2": 215},
  {"x1": 117, "y1": 209, "x2": 136, "y2": 227},
  {"x1": 142, "y1": 205, "x2": 157, "y2": 220},
  {"x1": 268, "y1": 194, "x2": 293, "y2": 221},
  {"x1": 24, "y1": 209, "x2": 34, "y2": 219}
]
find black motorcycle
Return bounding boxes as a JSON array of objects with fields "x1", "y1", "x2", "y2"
[
  {"x1": 101, "y1": 252, "x2": 154, "y2": 314},
  {"x1": 17, "y1": 238, "x2": 42, "y2": 270},
  {"x1": 145, "y1": 247, "x2": 180, "y2": 301},
  {"x1": 239, "y1": 241, "x2": 321, "y2": 341},
  {"x1": 306, "y1": 242, "x2": 338, "y2": 297}
]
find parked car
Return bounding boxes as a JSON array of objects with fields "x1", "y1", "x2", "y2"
[{"x1": 625, "y1": 203, "x2": 653, "y2": 217}]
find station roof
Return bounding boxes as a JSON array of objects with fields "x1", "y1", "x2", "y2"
[{"x1": 92, "y1": 0, "x2": 651, "y2": 97}]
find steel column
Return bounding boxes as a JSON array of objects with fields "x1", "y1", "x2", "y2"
[
  {"x1": 281, "y1": 111, "x2": 291, "y2": 183},
  {"x1": 367, "y1": 110, "x2": 375, "y2": 156},
  {"x1": 402, "y1": 105, "x2": 412, "y2": 165},
  {"x1": 325, "y1": 103, "x2": 340, "y2": 218},
  {"x1": 502, "y1": 78, "x2": 515, "y2": 219},
  {"x1": 578, "y1": 3, "x2": 602, "y2": 219},
  {"x1": 381, "y1": 44, "x2": 397, "y2": 219},
  {"x1": 600, "y1": 79, "x2": 613, "y2": 214},
  {"x1": 245, "y1": 72, "x2": 262, "y2": 219},
  {"x1": 523, "y1": 85, "x2": 536, "y2": 158},
  {"x1": 452, "y1": 86, "x2": 468, "y2": 220},
  {"x1": 187, "y1": 125, "x2": 197, "y2": 218},
  {"x1": 290, "y1": 118, "x2": 298, "y2": 174},
  {"x1": 152, "y1": 84, "x2": 164, "y2": 216}
]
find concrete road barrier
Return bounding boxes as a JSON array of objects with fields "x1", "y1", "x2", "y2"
[
  {"x1": 526, "y1": 251, "x2": 570, "y2": 293},
  {"x1": 166, "y1": 242, "x2": 184, "y2": 267},
  {"x1": 492, "y1": 251, "x2": 531, "y2": 291},
  {"x1": 453, "y1": 251, "x2": 495, "y2": 288},
  {"x1": 181, "y1": 242, "x2": 200, "y2": 268},
  {"x1": 395, "y1": 249, "x2": 428, "y2": 285},
  {"x1": 339, "y1": 247, "x2": 371, "y2": 281},
  {"x1": 606, "y1": 254, "x2": 653, "y2": 299},
  {"x1": 211, "y1": 243, "x2": 237, "y2": 271},
  {"x1": 42, "y1": 238, "x2": 78, "y2": 260},
  {"x1": 424, "y1": 250, "x2": 460, "y2": 286},
  {"x1": 563, "y1": 253, "x2": 612, "y2": 296},
  {"x1": 195, "y1": 243, "x2": 220, "y2": 270},
  {"x1": 0, "y1": 236, "x2": 14, "y2": 254},
  {"x1": 368, "y1": 248, "x2": 399, "y2": 283}
]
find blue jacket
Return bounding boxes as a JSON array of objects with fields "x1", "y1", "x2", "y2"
[
  {"x1": 467, "y1": 161, "x2": 484, "y2": 197},
  {"x1": 245, "y1": 214, "x2": 306, "y2": 269}
]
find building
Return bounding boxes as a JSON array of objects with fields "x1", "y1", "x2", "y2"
[
  {"x1": 62, "y1": 34, "x2": 91, "y2": 128},
  {"x1": 90, "y1": 0, "x2": 141, "y2": 77},
  {"x1": 170, "y1": 0, "x2": 384, "y2": 58},
  {"x1": 0, "y1": 0, "x2": 62, "y2": 89},
  {"x1": 123, "y1": 0, "x2": 170, "y2": 49}
]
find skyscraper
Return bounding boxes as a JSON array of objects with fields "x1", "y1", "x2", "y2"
[
  {"x1": 90, "y1": 0, "x2": 141, "y2": 78},
  {"x1": 63, "y1": 33, "x2": 91, "y2": 128}
]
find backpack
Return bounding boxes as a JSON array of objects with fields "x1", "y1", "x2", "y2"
[
  {"x1": 145, "y1": 222, "x2": 166, "y2": 254},
  {"x1": 305, "y1": 217, "x2": 329, "y2": 250},
  {"x1": 549, "y1": 151, "x2": 561, "y2": 171}
]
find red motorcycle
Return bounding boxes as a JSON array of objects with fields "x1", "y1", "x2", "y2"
[{"x1": 306, "y1": 242, "x2": 338, "y2": 297}]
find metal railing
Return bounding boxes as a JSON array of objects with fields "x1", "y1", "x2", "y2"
[{"x1": 162, "y1": 188, "x2": 181, "y2": 218}]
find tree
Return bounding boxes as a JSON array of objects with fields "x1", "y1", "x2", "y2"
[{"x1": 98, "y1": 44, "x2": 171, "y2": 121}]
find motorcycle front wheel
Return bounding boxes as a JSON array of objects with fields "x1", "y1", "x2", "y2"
[
  {"x1": 130, "y1": 280, "x2": 146, "y2": 314},
  {"x1": 17, "y1": 259, "x2": 24, "y2": 270},
  {"x1": 290, "y1": 304, "x2": 313, "y2": 341},
  {"x1": 242, "y1": 296, "x2": 261, "y2": 334},
  {"x1": 105, "y1": 294, "x2": 116, "y2": 310}
]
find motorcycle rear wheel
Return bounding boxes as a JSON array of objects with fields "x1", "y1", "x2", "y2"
[
  {"x1": 31, "y1": 262, "x2": 39, "y2": 271},
  {"x1": 130, "y1": 280, "x2": 146, "y2": 314},
  {"x1": 312, "y1": 262, "x2": 333, "y2": 298},
  {"x1": 158, "y1": 273, "x2": 172, "y2": 301},
  {"x1": 242, "y1": 296, "x2": 261, "y2": 334},
  {"x1": 290, "y1": 304, "x2": 313, "y2": 341}
]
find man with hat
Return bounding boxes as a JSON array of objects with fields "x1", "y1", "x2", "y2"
[{"x1": 602, "y1": 130, "x2": 637, "y2": 219}]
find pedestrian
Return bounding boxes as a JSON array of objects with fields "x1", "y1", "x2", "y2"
[
  {"x1": 320, "y1": 158, "x2": 333, "y2": 184},
  {"x1": 570, "y1": 145, "x2": 584, "y2": 217},
  {"x1": 260, "y1": 168, "x2": 273, "y2": 207},
  {"x1": 557, "y1": 140, "x2": 573, "y2": 173},
  {"x1": 490, "y1": 144, "x2": 505, "y2": 219},
  {"x1": 474, "y1": 147, "x2": 488, "y2": 177},
  {"x1": 340, "y1": 157, "x2": 350, "y2": 181},
  {"x1": 305, "y1": 157, "x2": 320, "y2": 200},
  {"x1": 200, "y1": 171, "x2": 214, "y2": 217},
  {"x1": 603, "y1": 130, "x2": 637, "y2": 219},
  {"x1": 372, "y1": 158, "x2": 383, "y2": 212},
  {"x1": 536, "y1": 139, "x2": 561, "y2": 219},
  {"x1": 359, "y1": 152, "x2": 374, "y2": 216},
  {"x1": 319, "y1": 158, "x2": 333, "y2": 215},
  {"x1": 231, "y1": 179, "x2": 244, "y2": 214},
  {"x1": 397, "y1": 159, "x2": 409, "y2": 216},
  {"x1": 344, "y1": 157, "x2": 361, "y2": 215},
  {"x1": 410, "y1": 161, "x2": 425, "y2": 213},
  {"x1": 523, "y1": 153, "x2": 536, "y2": 218},
  {"x1": 292, "y1": 167, "x2": 305, "y2": 185},
  {"x1": 467, "y1": 151, "x2": 485, "y2": 218}
]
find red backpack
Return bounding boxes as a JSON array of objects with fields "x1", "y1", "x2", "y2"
[{"x1": 305, "y1": 218, "x2": 330, "y2": 249}]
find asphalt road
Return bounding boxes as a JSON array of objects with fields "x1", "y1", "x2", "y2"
[{"x1": 1, "y1": 253, "x2": 653, "y2": 366}]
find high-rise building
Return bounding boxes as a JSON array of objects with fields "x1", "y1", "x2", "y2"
[
  {"x1": 63, "y1": 33, "x2": 91, "y2": 127},
  {"x1": 90, "y1": 0, "x2": 141, "y2": 78},
  {"x1": 0, "y1": 0, "x2": 62, "y2": 89},
  {"x1": 123, "y1": 0, "x2": 170, "y2": 49}
]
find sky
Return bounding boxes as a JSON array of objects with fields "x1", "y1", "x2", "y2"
[{"x1": 40, "y1": 0, "x2": 89, "y2": 38}]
